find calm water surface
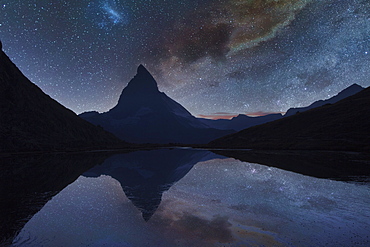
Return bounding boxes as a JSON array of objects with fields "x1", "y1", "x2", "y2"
[{"x1": 9, "y1": 149, "x2": 370, "y2": 246}]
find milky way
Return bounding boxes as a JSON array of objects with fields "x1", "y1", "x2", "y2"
[{"x1": 1, "y1": 0, "x2": 369, "y2": 117}]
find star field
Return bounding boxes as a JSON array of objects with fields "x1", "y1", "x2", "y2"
[{"x1": 1, "y1": 0, "x2": 369, "y2": 117}]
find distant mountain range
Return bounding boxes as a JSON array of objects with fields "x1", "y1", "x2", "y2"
[
  {"x1": 199, "y1": 113, "x2": 283, "y2": 131},
  {"x1": 0, "y1": 45, "x2": 123, "y2": 153},
  {"x1": 80, "y1": 65, "x2": 232, "y2": 144},
  {"x1": 209, "y1": 86, "x2": 370, "y2": 152}
]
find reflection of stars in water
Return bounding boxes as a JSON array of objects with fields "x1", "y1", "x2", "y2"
[{"x1": 88, "y1": 0, "x2": 129, "y2": 31}]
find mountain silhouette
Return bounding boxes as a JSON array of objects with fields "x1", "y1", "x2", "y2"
[
  {"x1": 80, "y1": 65, "x2": 232, "y2": 144},
  {"x1": 284, "y1": 84, "x2": 364, "y2": 117},
  {"x1": 0, "y1": 44, "x2": 123, "y2": 153},
  {"x1": 209, "y1": 86, "x2": 370, "y2": 152},
  {"x1": 83, "y1": 148, "x2": 224, "y2": 221},
  {"x1": 199, "y1": 113, "x2": 283, "y2": 131}
]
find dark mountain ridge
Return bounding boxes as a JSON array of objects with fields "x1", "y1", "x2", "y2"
[
  {"x1": 209, "y1": 86, "x2": 370, "y2": 152},
  {"x1": 198, "y1": 84, "x2": 363, "y2": 131},
  {"x1": 284, "y1": 83, "x2": 364, "y2": 117},
  {"x1": 0, "y1": 45, "x2": 124, "y2": 153}
]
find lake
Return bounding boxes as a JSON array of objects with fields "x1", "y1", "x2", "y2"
[{"x1": 1, "y1": 148, "x2": 370, "y2": 246}]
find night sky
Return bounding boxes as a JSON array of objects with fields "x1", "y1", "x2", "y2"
[{"x1": 1, "y1": 0, "x2": 369, "y2": 118}]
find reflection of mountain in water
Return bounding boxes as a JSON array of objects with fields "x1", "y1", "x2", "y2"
[
  {"x1": 0, "y1": 153, "x2": 109, "y2": 246},
  {"x1": 83, "y1": 148, "x2": 224, "y2": 221}
]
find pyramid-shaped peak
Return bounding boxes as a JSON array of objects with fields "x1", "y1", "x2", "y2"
[
  {"x1": 137, "y1": 64, "x2": 150, "y2": 74},
  {"x1": 123, "y1": 64, "x2": 159, "y2": 94}
]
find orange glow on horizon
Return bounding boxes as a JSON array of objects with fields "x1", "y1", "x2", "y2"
[
  {"x1": 198, "y1": 111, "x2": 285, "y2": 120},
  {"x1": 197, "y1": 114, "x2": 238, "y2": 120}
]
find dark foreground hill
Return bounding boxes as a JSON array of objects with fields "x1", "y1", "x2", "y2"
[
  {"x1": 199, "y1": 84, "x2": 362, "y2": 132},
  {"x1": 209, "y1": 87, "x2": 370, "y2": 152},
  {"x1": 0, "y1": 45, "x2": 124, "y2": 153}
]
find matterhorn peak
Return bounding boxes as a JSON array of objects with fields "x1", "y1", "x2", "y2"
[
  {"x1": 137, "y1": 64, "x2": 150, "y2": 75},
  {"x1": 123, "y1": 64, "x2": 159, "y2": 94},
  {"x1": 108, "y1": 64, "x2": 161, "y2": 116}
]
